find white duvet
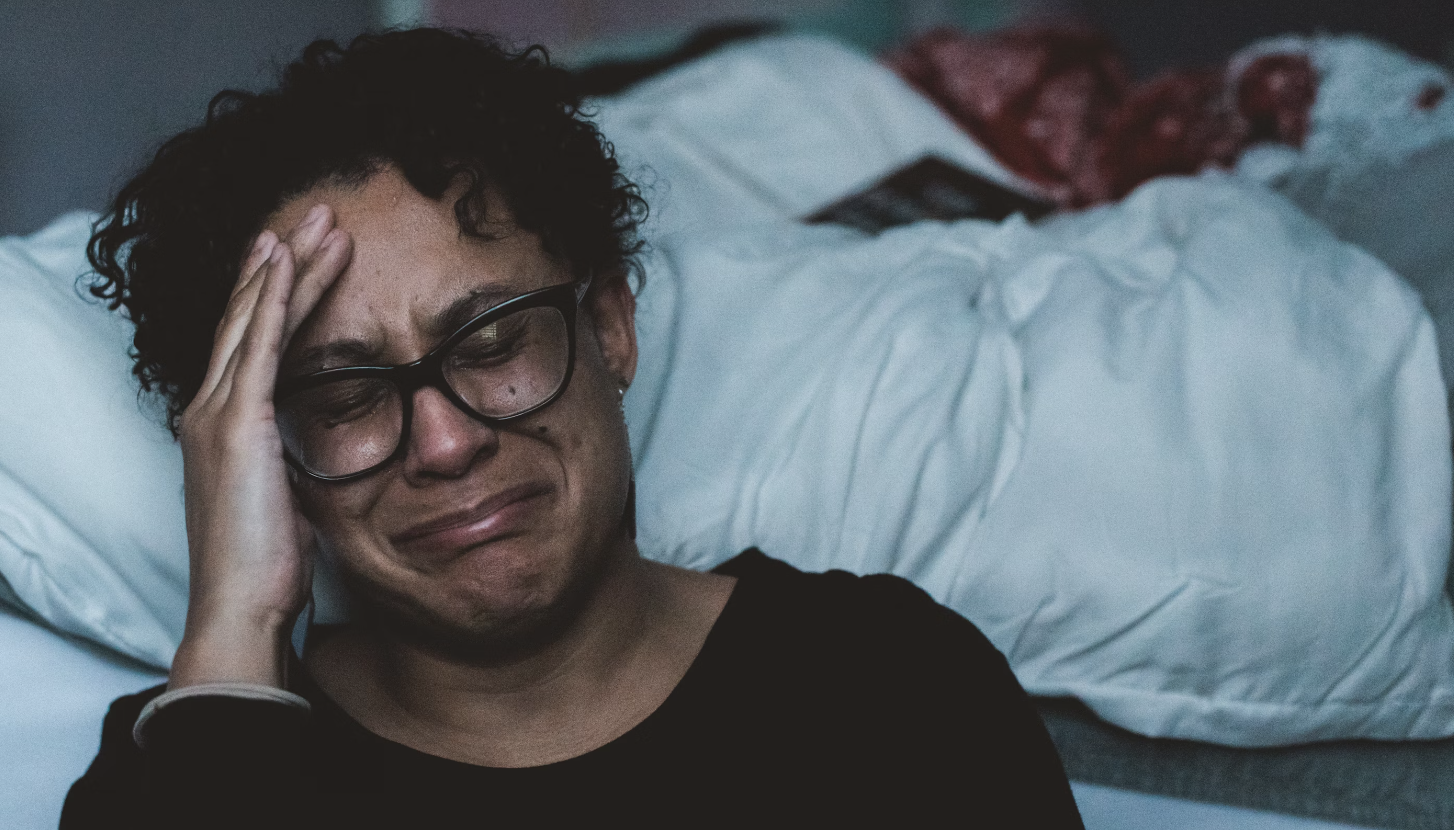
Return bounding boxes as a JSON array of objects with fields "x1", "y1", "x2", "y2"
[
  {"x1": 623, "y1": 173, "x2": 1454, "y2": 746},
  {"x1": 609, "y1": 36, "x2": 1454, "y2": 745}
]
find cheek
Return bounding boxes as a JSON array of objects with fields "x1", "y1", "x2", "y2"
[
  {"x1": 555, "y1": 393, "x2": 633, "y2": 521},
  {"x1": 295, "y1": 478, "x2": 389, "y2": 553}
]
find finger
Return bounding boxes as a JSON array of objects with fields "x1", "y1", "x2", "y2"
[
  {"x1": 218, "y1": 209, "x2": 322, "y2": 352},
  {"x1": 210, "y1": 233, "x2": 278, "y2": 354},
  {"x1": 216, "y1": 248, "x2": 276, "y2": 349},
  {"x1": 230, "y1": 243, "x2": 297, "y2": 399},
  {"x1": 209, "y1": 232, "x2": 277, "y2": 360},
  {"x1": 232, "y1": 231, "x2": 278, "y2": 299},
  {"x1": 282, "y1": 228, "x2": 353, "y2": 344},
  {"x1": 283, "y1": 204, "x2": 334, "y2": 271},
  {"x1": 209, "y1": 243, "x2": 295, "y2": 405},
  {"x1": 199, "y1": 243, "x2": 287, "y2": 403},
  {"x1": 220, "y1": 208, "x2": 317, "y2": 324}
]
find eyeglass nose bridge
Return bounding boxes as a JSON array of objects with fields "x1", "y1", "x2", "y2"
[
  {"x1": 387, "y1": 317, "x2": 580, "y2": 456},
  {"x1": 390, "y1": 351, "x2": 500, "y2": 438},
  {"x1": 383, "y1": 355, "x2": 512, "y2": 478}
]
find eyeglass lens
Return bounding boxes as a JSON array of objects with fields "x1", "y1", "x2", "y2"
[{"x1": 276, "y1": 304, "x2": 571, "y2": 478}]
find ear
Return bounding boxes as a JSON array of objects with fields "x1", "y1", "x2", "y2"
[{"x1": 586, "y1": 268, "x2": 638, "y2": 389}]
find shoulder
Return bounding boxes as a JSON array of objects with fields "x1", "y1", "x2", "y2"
[
  {"x1": 714, "y1": 549, "x2": 1002, "y2": 656},
  {"x1": 706, "y1": 551, "x2": 1082, "y2": 826},
  {"x1": 711, "y1": 549, "x2": 1014, "y2": 700}
]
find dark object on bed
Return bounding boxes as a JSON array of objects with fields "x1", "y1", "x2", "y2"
[
  {"x1": 1036, "y1": 696, "x2": 1454, "y2": 830},
  {"x1": 569, "y1": 22, "x2": 780, "y2": 97},
  {"x1": 804, "y1": 155, "x2": 1054, "y2": 232}
]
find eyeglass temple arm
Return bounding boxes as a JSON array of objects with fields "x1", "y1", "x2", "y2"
[{"x1": 575, "y1": 270, "x2": 594, "y2": 305}]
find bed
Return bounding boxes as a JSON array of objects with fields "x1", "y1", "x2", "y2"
[{"x1": 3, "y1": 26, "x2": 1453, "y2": 830}]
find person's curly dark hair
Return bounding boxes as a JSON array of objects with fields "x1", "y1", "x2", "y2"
[{"x1": 88, "y1": 27, "x2": 648, "y2": 434}]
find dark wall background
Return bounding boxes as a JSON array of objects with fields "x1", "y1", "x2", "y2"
[
  {"x1": 0, "y1": 1, "x2": 372, "y2": 236},
  {"x1": 0, "y1": 1, "x2": 1449, "y2": 237},
  {"x1": 1076, "y1": 0, "x2": 1454, "y2": 78}
]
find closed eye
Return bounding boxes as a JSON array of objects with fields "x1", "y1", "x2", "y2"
[
  {"x1": 312, "y1": 383, "x2": 392, "y2": 428},
  {"x1": 448, "y1": 319, "x2": 529, "y2": 368}
]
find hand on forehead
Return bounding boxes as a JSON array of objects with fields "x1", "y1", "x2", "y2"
[{"x1": 268, "y1": 167, "x2": 566, "y2": 371}]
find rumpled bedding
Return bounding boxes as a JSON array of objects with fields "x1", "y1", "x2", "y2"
[
  {"x1": 607, "y1": 35, "x2": 1454, "y2": 746},
  {"x1": 624, "y1": 171, "x2": 1454, "y2": 746}
]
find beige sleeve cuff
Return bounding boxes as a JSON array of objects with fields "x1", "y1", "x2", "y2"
[{"x1": 132, "y1": 682, "x2": 312, "y2": 749}]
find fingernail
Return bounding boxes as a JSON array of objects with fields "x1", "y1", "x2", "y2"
[
  {"x1": 304, "y1": 204, "x2": 328, "y2": 226},
  {"x1": 252, "y1": 233, "x2": 275, "y2": 258},
  {"x1": 269, "y1": 243, "x2": 287, "y2": 264}
]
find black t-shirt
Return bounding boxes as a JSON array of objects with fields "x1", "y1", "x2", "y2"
[{"x1": 62, "y1": 551, "x2": 1083, "y2": 828}]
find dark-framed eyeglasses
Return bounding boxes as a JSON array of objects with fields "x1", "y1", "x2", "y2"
[{"x1": 274, "y1": 275, "x2": 592, "y2": 482}]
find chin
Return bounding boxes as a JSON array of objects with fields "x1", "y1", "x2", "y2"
[{"x1": 346, "y1": 533, "x2": 611, "y2": 662}]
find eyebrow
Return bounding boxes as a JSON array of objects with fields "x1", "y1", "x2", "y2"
[
  {"x1": 283, "y1": 285, "x2": 528, "y2": 376},
  {"x1": 427, "y1": 286, "x2": 521, "y2": 342},
  {"x1": 285, "y1": 339, "x2": 383, "y2": 376}
]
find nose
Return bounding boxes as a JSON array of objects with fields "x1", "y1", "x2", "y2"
[{"x1": 403, "y1": 385, "x2": 499, "y2": 481}]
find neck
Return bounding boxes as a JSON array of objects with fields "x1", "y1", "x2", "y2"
[
  {"x1": 375, "y1": 535, "x2": 653, "y2": 705},
  {"x1": 308, "y1": 535, "x2": 735, "y2": 767}
]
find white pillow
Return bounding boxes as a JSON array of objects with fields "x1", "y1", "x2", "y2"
[
  {"x1": 1232, "y1": 35, "x2": 1454, "y2": 391},
  {"x1": 627, "y1": 173, "x2": 1454, "y2": 746},
  {"x1": 1233, "y1": 33, "x2": 1454, "y2": 196},
  {"x1": 1292, "y1": 140, "x2": 1454, "y2": 414},
  {"x1": 592, "y1": 33, "x2": 1036, "y2": 240},
  {"x1": 0, "y1": 212, "x2": 187, "y2": 668},
  {"x1": 955, "y1": 174, "x2": 1454, "y2": 745}
]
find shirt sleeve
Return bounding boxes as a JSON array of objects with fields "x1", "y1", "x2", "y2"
[{"x1": 61, "y1": 686, "x2": 311, "y2": 830}]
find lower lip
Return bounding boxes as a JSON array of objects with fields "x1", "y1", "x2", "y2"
[{"x1": 397, "y1": 493, "x2": 545, "y2": 557}]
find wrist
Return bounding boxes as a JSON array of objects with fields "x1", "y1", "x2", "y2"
[{"x1": 170, "y1": 604, "x2": 296, "y2": 690}]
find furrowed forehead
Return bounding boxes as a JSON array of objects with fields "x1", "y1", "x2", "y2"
[
  {"x1": 270, "y1": 169, "x2": 564, "y2": 376},
  {"x1": 283, "y1": 284, "x2": 537, "y2": 375}
]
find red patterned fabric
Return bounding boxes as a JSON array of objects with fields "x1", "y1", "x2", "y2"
[
  {"x1": 887, "y1": 28, "x2": 1128, "y2": 206},
  {"x1": 886, "y1": 28, "x2": 1317, "y2": 207}
]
